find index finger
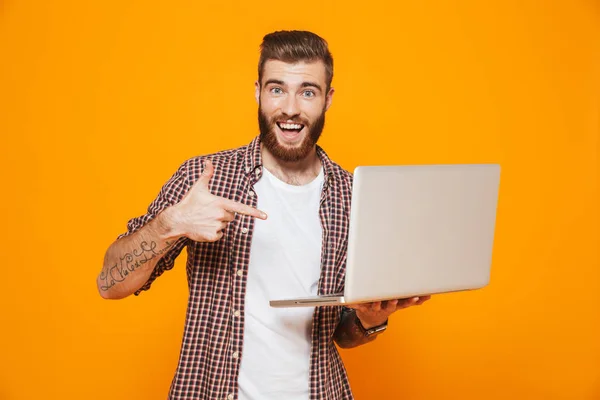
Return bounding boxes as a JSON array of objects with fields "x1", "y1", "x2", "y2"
[{"x1": 223, "y1": 199, "x2": 268, "y2": 220}]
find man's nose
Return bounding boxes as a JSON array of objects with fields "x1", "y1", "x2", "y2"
[{"x1": 281, "y1": 94, "x2": 300, "y2": 117}]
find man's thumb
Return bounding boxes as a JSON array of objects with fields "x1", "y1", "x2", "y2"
[{"x1": 197, "y1": 159, "x2": 215, "y2": 187}]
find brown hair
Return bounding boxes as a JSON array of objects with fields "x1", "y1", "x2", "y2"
[{"x1": 258, "y1": 30, "x2": 334, "y2": 91}]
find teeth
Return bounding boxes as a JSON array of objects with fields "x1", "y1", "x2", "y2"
[{"x1": 280, "y1": 123, "x2": 302, "y2": 130}]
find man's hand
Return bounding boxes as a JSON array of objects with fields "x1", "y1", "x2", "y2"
[
  {"x1": 164, "y1": 159, "x2": 268, "y2": 242},
  {"x1": 347, "y1": 296, "x2": 431, "y2": 329}
]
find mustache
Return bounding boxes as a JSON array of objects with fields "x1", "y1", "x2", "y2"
[{"x1": 269, "y1": 115, "x2": 309, "y2": 126}]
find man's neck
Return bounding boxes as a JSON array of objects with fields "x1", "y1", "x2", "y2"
[{"x1": 260, "y1": 145, "x2": 322, "y2": 186}]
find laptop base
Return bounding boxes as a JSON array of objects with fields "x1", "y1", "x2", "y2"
[{"x1": 269, "y1": 294, "x2": 345, "y2": 307}]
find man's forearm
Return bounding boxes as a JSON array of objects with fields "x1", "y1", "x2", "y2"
[
  {"x1": 333, "y1": 307, "x2": 380, "y2": 349},
  {"x1": 97, "y1": 210, "x2": 181, "y2": 300}
]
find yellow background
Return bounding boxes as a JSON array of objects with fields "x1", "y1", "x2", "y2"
[{"x1": 1, "y1": 1, "x2": 598, "y2": 399}]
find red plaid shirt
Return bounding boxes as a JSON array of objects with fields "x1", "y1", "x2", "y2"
[{"x1": 120, "y1": 137, "x2": 357, "y2": 399}]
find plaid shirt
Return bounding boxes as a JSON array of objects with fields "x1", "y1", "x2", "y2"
[{"x1": 120, "y1": 136, "x2": 357, "y2": 399}]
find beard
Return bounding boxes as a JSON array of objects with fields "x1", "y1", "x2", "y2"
[{"x1": 258, "y1": 104, "x2": 326, "y2": 163}]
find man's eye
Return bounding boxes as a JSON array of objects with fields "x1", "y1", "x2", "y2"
[
  {"x1": 270, "y1": 87, "x2": 283, "y2": 94},
  {"x1": 303, "y1": 90, "x2": 315, "y2": 97}
]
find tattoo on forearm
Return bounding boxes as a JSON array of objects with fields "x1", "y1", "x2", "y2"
[{"x1": 99, "y1": 240, "x2": 174, "y2": 291}]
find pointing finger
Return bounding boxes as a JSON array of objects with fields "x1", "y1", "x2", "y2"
[
  {"x1": 222, "y1": 210, "x2": 236, "y2": 222},
  {"x1": 223, "y1": 198, "x2": 267, "y2": 220}
]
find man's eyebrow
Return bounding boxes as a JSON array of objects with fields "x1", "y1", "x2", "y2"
[
  {"x1": 301, "y1": 81, "x2": 323, "y2": 91},
  {"x1": 264, "y1": 79, "x2": 285, "y2": 86},
  {"x1": 263, "y1": 79, "x2": 323, "y2": 92}
]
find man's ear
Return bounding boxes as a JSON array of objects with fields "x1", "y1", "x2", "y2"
[
  {"x1": 325, "y1": 87, "x2": 335, "y2": 111},
  {"x1": 254, "y1": 81, "x2": 260, "y2": 104}
]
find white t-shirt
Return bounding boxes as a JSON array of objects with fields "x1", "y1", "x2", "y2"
[{"x1": 238, "y1": 166, "x2": 324, "y2": 400}]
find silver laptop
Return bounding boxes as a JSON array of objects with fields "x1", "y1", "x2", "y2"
[{"x1": 269, "y1": 164, "x2": 501, "y2": 308}]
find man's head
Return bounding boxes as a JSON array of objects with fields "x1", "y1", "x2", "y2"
[{"x1": 256, "y1": 30, "x2": 335, "y2": 163}]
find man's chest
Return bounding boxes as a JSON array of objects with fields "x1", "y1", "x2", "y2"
[{"x1": 186, "y1": 169, "x2": 350, "y2": 295}]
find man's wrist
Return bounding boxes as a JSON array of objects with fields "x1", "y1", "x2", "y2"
[
  {"x1": 154, "y1": 207, "x2": 183, "y2": 240},
  {"x1": 355, "y1": 314, "x2": 388, "y2": 336},
  {"x1": 356, "y1": 313, "x2": 388, "y2": 330}
]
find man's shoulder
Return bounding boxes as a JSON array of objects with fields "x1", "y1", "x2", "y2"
[
  {"x1": 317, "y1": 146, "x2": 352, "y2": 181},
  {"x1": 333, "y1": 162, "x2": 353, "y2": 182},
  {"x1": 178, "y1": 143, "x2": 249, "y2": 178},
  {"x1": 323, "y1": 156, "x2": 353, "y2": 186}
]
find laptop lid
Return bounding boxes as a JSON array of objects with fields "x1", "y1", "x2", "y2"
[{"x1": 343, "y1": 164, "x2": 501, "y2": 303}]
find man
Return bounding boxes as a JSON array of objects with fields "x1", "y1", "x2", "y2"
[{"x1": 98, "y1": 30, "x2": 430, "y2": 400}]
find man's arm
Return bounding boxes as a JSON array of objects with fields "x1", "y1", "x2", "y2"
[
  {"x1": 97, "y1": 159, "x2": 267, "y2": 300},
  {"x1": 97, "y1": 209, "x2": 182, "y2": 299}
]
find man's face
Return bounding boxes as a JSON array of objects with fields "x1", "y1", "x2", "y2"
[{"x1": 256, "y1": 60, "x2": 334, "y2": 163}]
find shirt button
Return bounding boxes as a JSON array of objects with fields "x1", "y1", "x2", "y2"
[
  {"x1": 227, "y1": 394, "x2": 234, "y2": 400},
  {"x1": 233, "y1": 310, "x2": 241, "y2": 317},
  {"x1": 241, "y1": 227, "x2": 248, "y2": 234},
  {"x1": 236, "y1": 269, "x2": 243, "y2": 277},
  {"x1": 232, "y1": 351, "x2": 239, "y2": 359},
  {"x1": 248, "y1": 190, "x2": 255, "y2": 197}
]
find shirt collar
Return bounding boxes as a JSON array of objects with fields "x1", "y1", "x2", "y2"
[
  {"x1": 243, "y1": 136, "x2": 263, "y2": 178},
  {"x1": 243, "y1": 135, "x2": 337, "y2": 187}
]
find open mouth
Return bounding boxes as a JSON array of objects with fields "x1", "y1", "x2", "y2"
[{"x1": 276, "y1": 122, "x2": 305, "y2": 134}]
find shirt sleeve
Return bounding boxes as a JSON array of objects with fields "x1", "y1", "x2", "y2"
[{"x1": 116, "y1": 161, "x2": 192, "y2": 295}]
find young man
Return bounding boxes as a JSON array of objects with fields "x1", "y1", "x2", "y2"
[{"x1": 98, "y1": 30, "x2": 430, "y2": 400}]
